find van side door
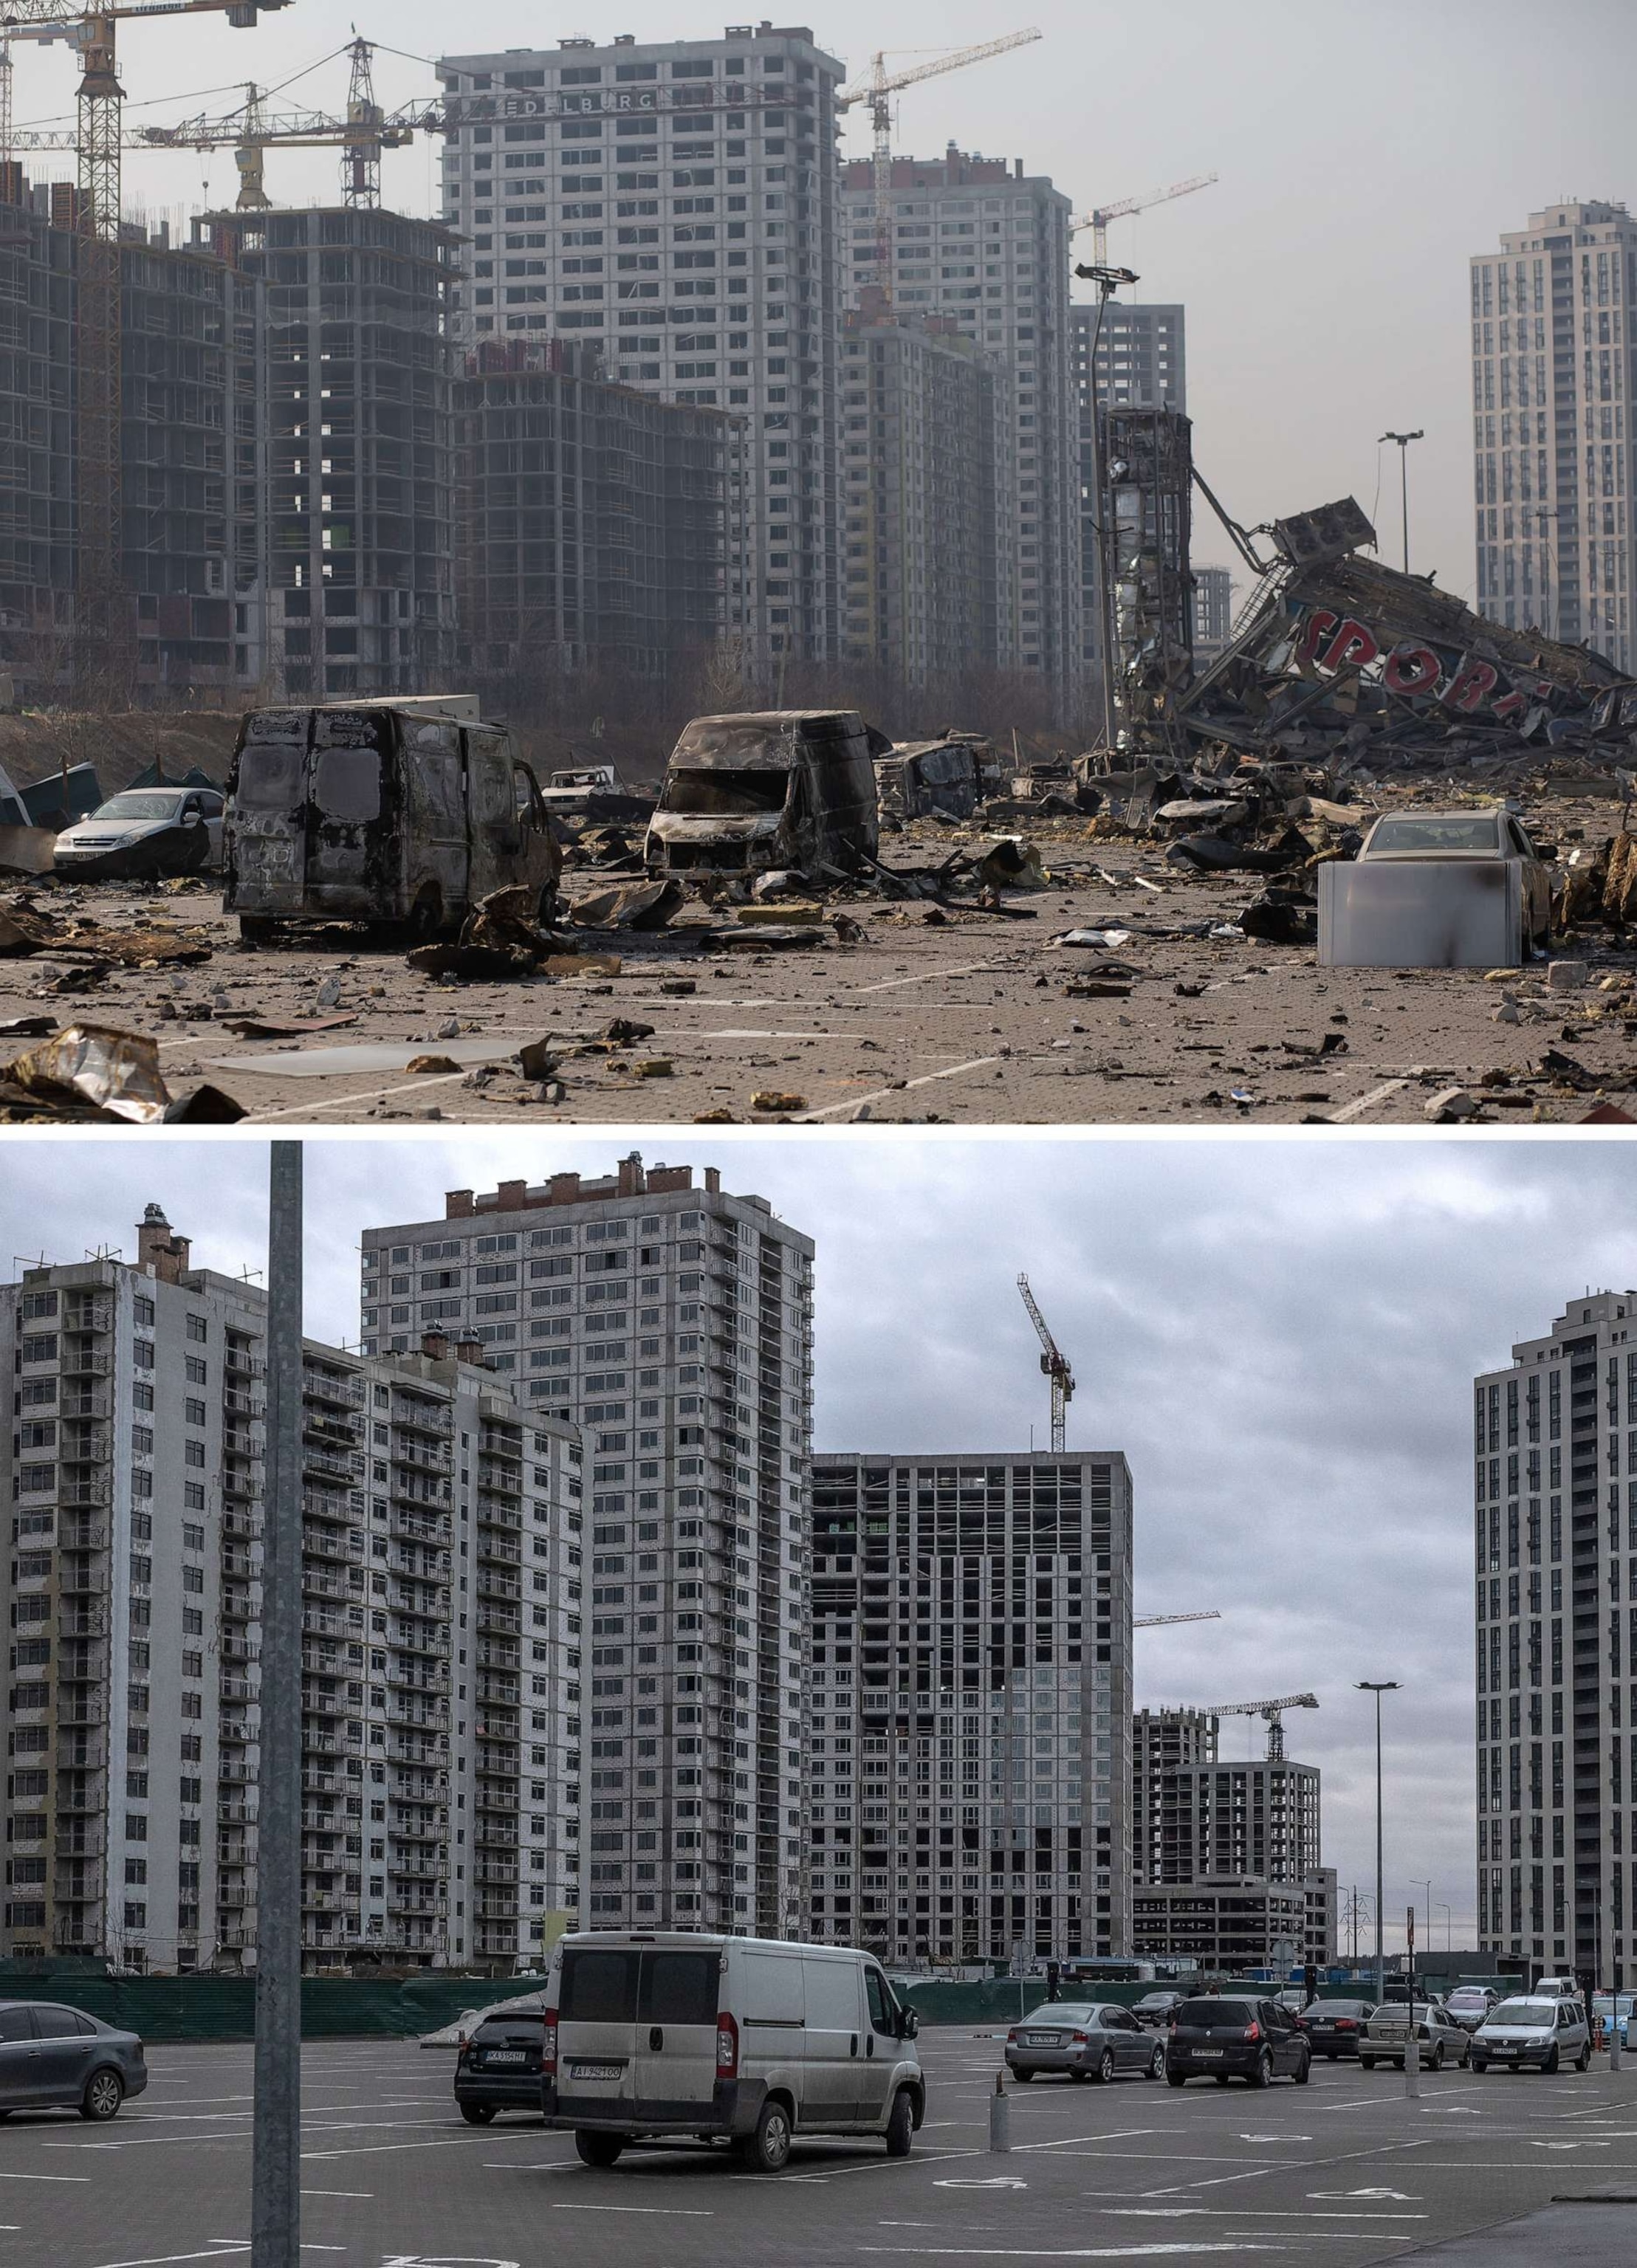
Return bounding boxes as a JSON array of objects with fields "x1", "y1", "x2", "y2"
[
  {"x1": 800, "y1": 1953, "x2": 865, "y2": 2126},
  {"x1": 465, "y1": 728, "x2": 525, "y2": 904},
  {"x1": 857, "y1": 1965, "x2": 899, "y2": 2126},
  {"x1": 399, "y1": 716, "x2": 469, "y2": 924},
  {"x1": 633, "y1": 1946, "x2": 721, "y2": 2120}
]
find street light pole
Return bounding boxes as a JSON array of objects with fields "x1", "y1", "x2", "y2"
[
  {"x1": 1437, "y1": 1902, "x2": 1452, "y2": 1953},
  {"x1": 1379, "y1": 430, "x2": 1424, "y2": 575},
  {"x1": 1357, "y1": 1683, "x2": 1400, "y2": 2011}
]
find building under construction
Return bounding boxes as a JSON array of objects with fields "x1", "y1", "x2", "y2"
[
  {"x1": 0, "y1": 171, "x2": 267, "y2": 706},
  {"x1": 452, "y1": 337, "x2": 732, "y2": 690}
]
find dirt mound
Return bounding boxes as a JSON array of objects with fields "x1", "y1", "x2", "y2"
[{"x1": 0, "y1": 712, "x2": 241, "y2": 795}]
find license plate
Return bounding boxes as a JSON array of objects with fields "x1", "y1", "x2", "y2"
[
  {"x1": 485, "y1": 2051, "x2": 527, "y2": 2065},
  {"x1": 1490, "y1": 2045, "x2": 1515, "y2": 2055},
  {"x1": 1026, "y1": 2033, "x2": 1060, "y2": 2046},
  {"x1": 1192, "y1": 2048, "x2": 1224, "y2": 2058},
  {"x1": 572, "y1": 2062, "x2": 622, "y2": 2081}
]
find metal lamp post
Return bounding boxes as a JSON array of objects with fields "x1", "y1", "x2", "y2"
[
  {"x1": 1379, "y1": 430, "x2": 1424, "y2": 574},
  {"x1": 1357, "y1": 1682, "x2": 1400, "y2": 2011}
]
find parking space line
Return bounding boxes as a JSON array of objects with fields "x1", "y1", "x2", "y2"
[
  {"x1": 552, "y1": 2204, "x2": 715, "y2": 2216},
  {"x1": 795, "y1": 1054, "x2": 1001, "y2": 1121}
]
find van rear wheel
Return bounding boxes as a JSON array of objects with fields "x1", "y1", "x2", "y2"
[
  {"x1": 574, "y1": 2131, "x2": 623, "y2": 2168},
  {"x1": 739, "y1": 2097, "x2": 792, "y2": 2173},
  {"x1": 885, "y1": 2089, "x2": 914, "y2": 2158}
]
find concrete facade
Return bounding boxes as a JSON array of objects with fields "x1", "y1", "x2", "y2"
[
  {"x1": 1132, "y1": 1705, "x2": 1215, "y2": 1887},
  {"x1": 1474, "y1": 1289, "x2": 1637, "y2": 1987},
  {"x1": 1132, "y1": 1874, "x2": 1336, "y2": 1970},
  {"x1": 840, "y1": 299, "x2": 998, "y2": 686},
  {"x1": 360, "y1": 1156, "x2": 814, "y2": 1942},
  {"x1": 845, "y1": 150, "x2": 1080, "y2": 707},
  {"x1": 1162, "y1": 1756, "x2": 1324, "y2": 1889},
  {"x1": 1471, "y1": 201, "x2": 1637, "y2": 670},
  {"x1": 807, "y1": 1452, "x2": 1134, "y2": 1966},
  {"x1": 438, "y1": 27, "x2": 846, "y2": 673}
]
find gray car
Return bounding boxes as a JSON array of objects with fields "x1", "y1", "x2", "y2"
[
  {"x1": 0, "y1": 2000, "x2": 147, "y2": 2120},
  {"x1": 1360, "y1": 1998, "x2": 1472, "y2": 2072},
  {"x1": 1472, "y1": 1995, "x2": 1592, "y2": 2075},
  {"x1": 1005, "y1": 2001, "x2": 1165, "y2": 2084}
]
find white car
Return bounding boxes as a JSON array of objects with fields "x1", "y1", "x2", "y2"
[
  {"x1": 1471, "y1": 1994, "x2": 1592, "y2": 2074},
  {"x1": 53, "y1": 786, "x2": 224, "y2": 879}
]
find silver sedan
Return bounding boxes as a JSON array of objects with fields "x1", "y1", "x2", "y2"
[
  {"x1": 1360, "y1": 1998, "x2": 1472, "y2": 2072},
  {"x1": 1005, "y1": 2001, "x2": 1166, "y2": 2084}
]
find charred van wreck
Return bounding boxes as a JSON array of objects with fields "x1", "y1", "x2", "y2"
[{"x1": 644, "y1": 709, "x2": 888, "y2": 881}]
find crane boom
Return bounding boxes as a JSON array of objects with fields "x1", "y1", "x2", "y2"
[
  {"x1": 1134, "y1": 1610, "x2": 1221, "y2": 1629},
  {"x1": 837, "y1": 29, "x2": 1040, "y2": 306},
  {"x1": 1070, "y1": 170, "x2": 1218, "y2": 267},
  {"x1": 1195, "y1": 1691, "x2": 1318, "y2": 1763},
  {"x1": 1016, "y1": 1271, "x2": 1073, "y2": 1454}
]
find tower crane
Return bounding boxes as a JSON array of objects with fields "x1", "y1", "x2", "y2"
[
  {"x1": 1016, "y1": 1272, "x2": 1073, "y2": 1454},
  {"x1": 1195, "y1": 1691, "x2": 1319, "y2": 1763},
  {"x1": 1135, "y1": 1611, "x2": 1221, "y2": 1630},
  {"x1": 1071, "y1": 171, "x2": 1218, "y2": 269},
  {"x1": 837, "y1": 30, "x2": 1040, "y2": 304},
  {"x1": 0, "y1": 0, "x2": 294, "y2": 670}
]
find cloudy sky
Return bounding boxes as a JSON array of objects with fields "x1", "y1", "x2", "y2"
[
  {"x1": 12, "y1": 0, "x2": 1635, "y2": 608},
  {"x1": 8, "y1": 1129, "x2": 1634, "y2": 1953}
]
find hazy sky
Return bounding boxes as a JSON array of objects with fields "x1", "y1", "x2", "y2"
[
  {"x1": 13, "y1": 0, "x2": 1635, "y2": 607},
  {"x1": 7, "y1": 1128, "x2": 1635, "y2": 1953}
]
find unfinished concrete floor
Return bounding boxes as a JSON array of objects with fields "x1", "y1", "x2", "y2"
[{"x1": 3, "y1": 794, "x2": 1634, "y2": 1125}]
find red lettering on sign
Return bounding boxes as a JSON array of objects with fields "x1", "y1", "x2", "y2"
[
  {"x1": 1445, "y1": 656, "x2": 1500, "y2": 711},
  {"x1": 1382, "y1": 642, "x2": 1442, "y2": 696},
  {"x1": 1296, "y1": 608, "x2": 1337, "y2": 664},
  {"x1": 1317, "y1": 617, "x2": 1380, "y2": 672}
]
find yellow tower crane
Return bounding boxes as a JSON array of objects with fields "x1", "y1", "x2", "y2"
[
  {"x1": 837, "y1": 30, "x2": 1040, "y2": 304},
  {"x1": 1071, "y1": 171, "x2": 1218, "y2": 269}
]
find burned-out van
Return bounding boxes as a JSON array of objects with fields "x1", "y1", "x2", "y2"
[
  {"x1": 224, "y1": 698, "x2": 558, "y2": 939},
  {"x1": 644, "y1": 709, "x2": 885, "y2": 879}
]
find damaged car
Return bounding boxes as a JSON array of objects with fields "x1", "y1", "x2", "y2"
[
  {"x1": 645, "y1": 709, "x2": 886, "y2": 879},
  {"x1": 225, "y1": 699, "x2": 559, "y2": 941},
  {"x1": 875, "y1": 736, "x2": 982, "y2": 822},
  {"x1": 1318, "y1": 805, "x2": 1555, "y2": 968},
  {"x1": 52, "y1": 787, "x2": 224, "y2": 880}
]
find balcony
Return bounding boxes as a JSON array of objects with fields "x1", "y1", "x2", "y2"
[
  {"x1": 305, "y1": 1447, "x2": 364, "y2": 1486},
  {"x1": 58, "y1": 1473, "x2": 113, "y2": 1508},
  {"x1": 304, "y1": 1567, "x2": 364, "y2": 1604},
  {"x1": 394, "y1": 1510, "x2": 450, "y2": 1548},
  {"x1": 303, "y1": 1527, "x2": 366, "y2": 1566},
  {"x1": 224, "y1": 1385, "x2": 264, "y2": 1420},
  {"x1": 58, "y1": 1345, "x2": 111, "y2": 1379}
]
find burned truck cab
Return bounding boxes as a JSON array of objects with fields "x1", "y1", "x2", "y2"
[
  {"x1": 644, "y1": 709, "x2": 885, "y2": 880},
  {"x1": 224, "y1": 697, "x2": 558, "y2": 939}
]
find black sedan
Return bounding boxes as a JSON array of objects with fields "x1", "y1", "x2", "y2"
[
  {"x1": 1296, "y1": 1999, "x2": 1376, "y2": 2059},
  {"x1": 0, "y1": 2001, "x2": 146, "y2": 2120},
  {"x1": 1130, "y1": 1989, "x2": 1186, "y2": 2029},
  {"x1": 454, "y1": 2006, "x2": 547, "y2": 2123},
  {"x1": 1165, "y1": 1996, "x2": 1311, "y2": 2088}
]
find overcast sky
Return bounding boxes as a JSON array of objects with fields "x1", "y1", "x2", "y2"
[
  {"x1": 7, "y1": 1130, "x2": 1635, "y2": 1954},
  {"x1": 13, "y1": 0, "x2": 1635, "y2": 608}
]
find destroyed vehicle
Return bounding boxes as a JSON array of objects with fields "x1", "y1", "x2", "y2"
[
  {"x1": 52, "y1": 786, "x2": 224, "y2": 879},
  {"x1": 645, "y1": 709, "x2": 885, "y2": 878},
  {"x1": 542, "y1": 763, "x2": 622, "y2": 811},
  {"x1": 1318, "y1": 805, "x2": 1555, "y2": 969},
  {"x1": 224, "y1": 700, "x2": 559, "y2": 941},
  {"x1": 874, "y1": 738, "x2": 980, "y2": 822}
]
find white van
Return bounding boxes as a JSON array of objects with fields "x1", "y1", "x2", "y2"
[{"x1": 540, "y1": 1931, "x2": 924, "y2": 2172}]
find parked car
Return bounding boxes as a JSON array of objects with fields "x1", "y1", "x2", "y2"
[
  {"x1": 539, "y1": 1931, "x2": 923, "y2": 2172},
  {"x1": 1592, "y1": 1991, "x2": 1633, "y2": 2046},
  {"x1": 1443, "y1": 1986, "x2": 1500, "y2": 2034},
  {"x1": 1319, "y1": 805, "x2": 1556, "y2": 967},
  {"x1": 1471, "y1": 1995, "x2": 1592, "y2": 2074},
  {"x1": 1295, "y1": 1998, "x2": 1376, "y2": 2059},
  {"x1": 1360, "y1": 1999, "x2": 1472, "y2": 2071},
  {"x1": 1531, "y1": 1976, "x2": 1584, "y2": 2003},
  {"x1": 1164, "y1": 1996, "x2": 1311, "y2": 2089},
  {"x1": 454, "y1": 2002, "x2": 548, "y2": 2124},
  {"x1": 1129, "y1": 1989, "x2": 1186, "y2": 2030},
  {"x1": 0, "y1": 2000, "x2": 147, "y2": 2120},
  {"x1": 52, "y1": 786, "x2": 224, "y2": 879},
  {"x1": 1006, "y1": 2002, "x2": 1165, "y2": 2084}
]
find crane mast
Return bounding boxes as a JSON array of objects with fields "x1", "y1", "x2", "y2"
[{"x1": 1016, "y1": 1271, "x2": 1073, "y2": 1454}]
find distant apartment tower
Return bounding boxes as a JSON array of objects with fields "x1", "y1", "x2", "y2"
[
  {"x1": 453, "y1": 338, "x2": 734, "y2": 684},
  {"x1": 1070, "y1": 300, "x2": 1187, "y2": 680},
  {"x1": 209, "y1": 206, "x2": 459, "y2": 698},
  {"x1": 438, "y1": 27, "x2": 847, "y2": 670},
  {"x1": 840, "y1": 298, "x2": 998, "y2": 684},
  {"x1": 845, "y1": 149, "x2": 1080, "y2": 707},
  {"x1": 1471, "y1": 201, "x2": 1637, "y2": 670},
  {"x1": 1474, "y1": 1289, "x2": 1637, "y2": 1987},
  {"x1": 360, "y1": 1156, "x2": 815, "y2": 1941},
  {"x1": 1132, "y1": 1705, "x2": 1215, "y2": 1886},
  {"x1": 0, "y1": 1208, "x2": 583, "y2": 1976},
  {"x1": 1192, "y1": 563, "x2": 1234, "y2": 664},
  {"x1": 1164, "y1": 1754, "x2": 1324, "y2": 1887},
  {"x1": 0, "y1": 177, "x2": 268, "y2": 706},
  {"x1": 808, "y1": 1452, "x2": 1135, "y2": 1966}
]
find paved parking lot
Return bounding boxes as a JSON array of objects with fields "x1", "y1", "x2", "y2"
[{"x1": 5, "y1": 2028, "x2": 1637, "y2": 2267}]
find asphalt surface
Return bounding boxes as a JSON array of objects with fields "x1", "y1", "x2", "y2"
[
  {"x1": 7, "y1": 2028, "x2": 1637, "y2": 2267},
  {"x1": 4, "y1": 792, "x2": 1636, "y2": 1125}
]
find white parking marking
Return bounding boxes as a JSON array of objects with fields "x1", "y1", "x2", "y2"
[
  {"x1": 796, "y1": 1054, "x2": 1001, "y2": 1121},
  {"x1": 849, "y1": 960, "x2": 1009, "y2": 995},
  {"x1": 0, "y1": 2170, "x2": 93, "y2": 2180},
  {"x1": 551, "y1": 2203, "x2": 715, "y2": 2216}
]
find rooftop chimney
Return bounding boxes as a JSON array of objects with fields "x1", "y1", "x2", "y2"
[
  {"x1": 456, "y1": 1337, "x2": 487, "y2": 1368},
  {"x1": 137, "y1": 1203, "x2": 191, "y2": 1285},
  {"x1": 421, "y1": 1330, "x2": 450, "y2": 1361}
]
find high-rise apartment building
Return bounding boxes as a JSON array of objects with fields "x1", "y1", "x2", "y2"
[
  {"x1": 0, "y1": 1207, "x2": 583, "y2": 1976},
  {"x1": 1132, "y1": 1705, "x2": 1215, "y2": 1886},
  {"x1": 1071, "y1": 300, "x2": 1186, "y2": 416},
  {"x1": 360, "y1": 1155, "x2": 815, "y2": 1941},
  {"x1": 1475, "y1": 1289, "x2": 1637, "y2": 1987},
  {"x1": 1192, "y1": 563, "x2": 1234, "y2": 664},
  {"x1": 1163, "y1": 1754, "x2": 1323, "y2": 1887},
  {"x1": 844, "y1": 149, "x2": 1080, "y2": 707},
  {"x1": 807, "y1": 1452, "x2": 1134, "y2": 1966},
  {"x1": 840, "y1": 298, "x2": 998, "y2": 684},
  {"x1": 438, "y1": 27, "x2": 846, "y2": 671},
  {"x1": 1471, "y1": 201, "x2": 1637, "y2": 670}
]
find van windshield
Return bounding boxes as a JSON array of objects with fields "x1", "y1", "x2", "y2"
[{"x1": 660, "y1": 768, "x2": 790, "y2": 818}]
